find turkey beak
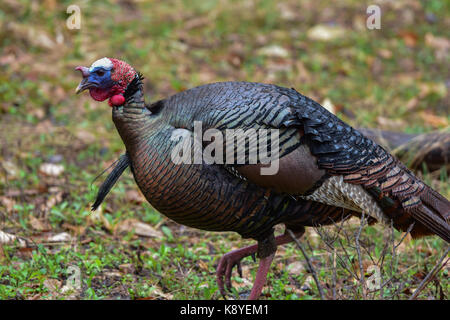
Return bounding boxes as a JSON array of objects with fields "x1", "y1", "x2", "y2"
[{"x1": 75, "y1": 66, "x2": 91, "y2": 94}]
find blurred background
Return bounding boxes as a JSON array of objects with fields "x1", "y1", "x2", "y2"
[{"x1": 0, "y1": 0, "x2": 448, "y2": 300}]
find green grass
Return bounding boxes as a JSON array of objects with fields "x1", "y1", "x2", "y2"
[{"x1": 0, "y1": 0, "x2": 448, "y2": 300}]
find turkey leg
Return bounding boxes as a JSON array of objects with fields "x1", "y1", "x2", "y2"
[
  {"x1": 248, "y1": 252, "x2": 275, "y2": 300},
  {"x1": 216, "y1": 229, "x2": 304, "y2": 299}
]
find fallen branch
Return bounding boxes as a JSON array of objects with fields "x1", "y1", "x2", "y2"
[
  {"x1": 0, "y1": 230, "x2": 27, "y2": 247},
  {"x1": 287, "y1": 229, "x2": 325, "y2": 300},
  {"x1": 395, "y1": 222, "x2": 415, "y2": 250},
  {"x1": 409, "y1": 246, "x2": 450, "y2": 300}
]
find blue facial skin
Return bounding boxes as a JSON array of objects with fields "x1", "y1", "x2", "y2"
[{"x1": 88, "y1": 67, "x2": 115, "y2": 89}]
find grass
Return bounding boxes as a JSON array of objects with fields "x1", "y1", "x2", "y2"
[{"x1": 0, "y1": 0, "x2": 448, "y2": 300}]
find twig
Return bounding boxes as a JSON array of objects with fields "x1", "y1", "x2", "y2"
[
  {"x1": 395, "y1": 222, "x2": 415, "y2": 250},
  {"x1": 378, "y1": 224, "x2": 393, "y2": 299},
  {"x1": 337, "y1": 236, "x2": 359, "y2": 279},
  {"x1": 332, "y1": 248, "x2": 337, "y2": 300},
  {"x1": 315, "y1": 223, "x2": 359, "y2": 280},
  {"x1": 355, "y1": 213, "x2": 367, "y2": 299},
  {"x1": 377, "y1": 229, "x2": 390, "y2": 267},
  {"x1": 390, "y1": 220, "x2": 396, "y2": 295},
  {"x1": 361, "y1": 242, "x2": 376, "y2": 266},
  {"x1": 409, "y1": 246, "x2": 450, "y2": 300},
  {"x1": 369, "y1": 255, "x2": 440, "y2": 295},
  {"x1": 287, "y1": 229, "x2": 326, "y2": 300}
]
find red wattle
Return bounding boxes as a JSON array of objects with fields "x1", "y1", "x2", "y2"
[
  {"x1": 89, "y1": 88, "x2": 111, "y2": 101},
  {"x1": 109, "y1": 94, "x2": 125, "y2": 107}
]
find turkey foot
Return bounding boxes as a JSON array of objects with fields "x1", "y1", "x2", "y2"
[
  {"x1": 216, "y1": 243, "x2": 258, "y2": 298},
  {"x1": 216, "y1": 230, "x2": 304, "y2": 299}
]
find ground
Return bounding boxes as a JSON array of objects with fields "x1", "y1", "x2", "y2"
[{"x1": 0, "y1": 0, "x2": 448, "y2": 300}]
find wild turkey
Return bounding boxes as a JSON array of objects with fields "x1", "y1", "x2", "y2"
[{"x1": 76, "y1": 57, "x2": 450, "y2": 300}]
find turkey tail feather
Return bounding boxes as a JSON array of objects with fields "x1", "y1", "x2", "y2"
[
  {"x1": 420, "y1": 187, "x2": 450, "y2": 222},
  {"x1": 92, "y1": 153, "x2": 130, "y2": 211},
  {"x1": 408, "y1": 185, "x2": 450, "y2": 242},
  {"x1": 410, "y1": 205, "x2": 450, "y2": 242}
]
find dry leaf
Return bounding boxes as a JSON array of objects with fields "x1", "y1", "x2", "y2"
[
  {"x1": 104, "y1": 271, "x2": 122, "y2": 277},
  {"x1": 257, "y1": 45, "x2": 289, "y2": 58},
  {"x1": 39, "y1": 163, "x2": 64, "y2": 177},
  {"x1": 4, "y1": 189, "x2": 41, "y2": 197},
  {"x1": 307, "y1": 24, "x2": 346, "y2": 41},
  {"x1": 18, "y1": 247, "x2": 34, "y2": 258},
  {"x1": 419, "y1": 112, "x2": 448, "y2": 128},
  {"x1": 294, "y1": 60, "x2": 311, "y2": 83},
  {"x1": 287, "y1": 261, "x2": 305, "y2": 274},
  {"x1": 44, "y1": 279, "x2": 61, "y2": 294},
  {"x1": 377, "y1": 116, "x2": 406, "y2": 130},
  {"x1": 231, "y1": 264, "x2": 253, "y2": 290},
  {"x1": 377, "y1": 48, "x2": 393, "y2": 59},
  {"x1": 226, "y1": 41, "x2": 245, "y2": 68},
  {"x1": 28, "y1": 293, "x2": 44, "y2": 300},
  {"x1": 0, "y1": 196, "x2": 16, "y2": 212},
  {"x1": 125, "y1": 190, "x2": 145, "y2": 205},
  {"x1": 322, "y1": 98, "x2": 336, "y2": 114},
  {"x1": 150, "y1": 286, "x2": 173, "y2": 300},
  {"x1": 396, "y1": 233, "x2": 412, "y2": 253},
  {"x1": 29, "y1": 215, "x2": 47, "y2": 231},
  {"x1": 354, "y1": 260, "x2": 374, "y2": 278},
  {"x1": 284, "y1": 284, "x2": 306, "y2": 296},
  {"x1": 115, "y1": 219, "x2": 163, "y2": 238},
  {"x1": 75, "y1": 130, "x2": 96, "y2": 144},
  {"x1": 6, "y1": 22, "x2": 55, "y2": 50},
  {"x1": 398, "y1": 31, "x2": 418, "y2": 47},
  {"x1": 43, "y1": 192, "x2": 64, "y2": 210},
  {"x1": 0, "y1": 230, "x2": 27, "y2": 247},
  {"x1": 399, "y1": 58, "x2": 415, "y2": 72},
  {"x1": 405, "y1": 97, "x2": 419, "y2": 111},
  {"x1": 425, "y1": 33, "x2": 450, "y2": 50},
  {"x1": 425, "y1": 33, "x2": 450, "y2": 60},
  {"x1": 184, "y1": 17, "x2": 210, "y2": 30},
  {"x1": 418, "y1": 82, "x2": 447, "y2": 98},
  {"x1": 198, "y1": 260, "x2": 209, "y2": 272},
  {"x1": 277, "y1": 2, "x2": 297, "y2": 21},
  {"x1": 47, "y1": 232, "x2": 72, "y2": 242},
  {"x1": 305, "y1": 228, "x2": 320, "y2": 246},
  {"x1": 62, "y1": 223, "x2": 86, "y2": 235},
  {"x1": 89, "y1": 205, "x2": 112, "y2": 230},
  {"x1": 301, "y1": 275, "x2": 315, "y2": 291},
  {"x1": 119, "y1": 263, "x2": 135, "y2": 274},
  {"x1": 2, "y1": 161, "x2": 19, "y2": 179}
]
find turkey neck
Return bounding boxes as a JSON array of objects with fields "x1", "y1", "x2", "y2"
[{"x1": 112, "y1": 84, "x2": 157, "y2": 147}]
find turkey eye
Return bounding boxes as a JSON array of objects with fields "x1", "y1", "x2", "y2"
[{"x1": 96, "y1": 70, "x2": 105, "y2": 77}]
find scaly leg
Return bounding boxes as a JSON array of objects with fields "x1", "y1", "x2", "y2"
[
  {"x1": 216, "y1": 230, "x2": 304, "y2": 299},
  {"x1": 248, "y1": 252, "x2": 275, "y2": 300}
]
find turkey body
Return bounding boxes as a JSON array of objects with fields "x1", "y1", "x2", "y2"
[
  {"x1": 113, "y1": 81, "x2": 450, "y2": 243},
  {"x1": 112, "y1": 86, "x2": 351, "y2": 240}
]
